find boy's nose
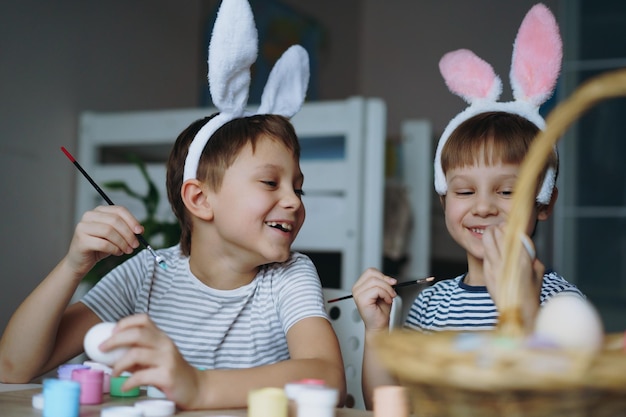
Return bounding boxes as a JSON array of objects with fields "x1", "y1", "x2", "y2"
[
  {"x1": 281, "y1": 189, "x2": 303, "y2": 210},
  {"x1": 473, "y1": 194, "x2": 498, "y2": 216}
]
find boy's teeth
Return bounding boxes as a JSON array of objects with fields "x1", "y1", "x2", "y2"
[
  {"x1": 266, "y1": 221, "x2": 292, "y2": 231},
  {"x1": 471, "y1": 228, "x2": 484, "y2": 234}
]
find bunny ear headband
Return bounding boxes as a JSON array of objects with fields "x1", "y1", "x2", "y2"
[
  {"x1": 183, "y1": 0, "x2": 310, "y2": 182},
  {"x1": 434, "y1": 3, "x2": 562, "y2": 205}
]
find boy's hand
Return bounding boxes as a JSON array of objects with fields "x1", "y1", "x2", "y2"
[
  {"x1": 483, "y1": 225, "x2": 544, "y2": 328},
  {"x1": 65, "y1": 205, "x2": 143, "y2": 277},
  {"x1": 101, "y1": 314, "x2": 202, "y2": 409},
  {"x1": 352, "y1": 268, "x2": 397, "y2": 332}
]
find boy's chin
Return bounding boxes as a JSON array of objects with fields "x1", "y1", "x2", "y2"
[
  {"x1": 465, "y1": 247, "x2": 485, "y2": 261},
  {"x1": 264, "y1": 250, "x2": 291, "y2": 264}
]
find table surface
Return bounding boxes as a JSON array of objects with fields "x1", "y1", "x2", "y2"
[{"x1": 0, "y1": 387, "x2": 373, "y2": 417}]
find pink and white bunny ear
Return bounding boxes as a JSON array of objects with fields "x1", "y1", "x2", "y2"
[
  {"x1": 434, "y1": 50, "x2": 504, "y2": 195},
  {"x1": 434, "y1": 3, "x2": 561, "y2": 205},
  {"x1": 510, "y1": 3, "x2": 562, "y2": 106},
  {"x1": 510, "y1": 3, "x2": 561, "y2": 204},
  {"x1": 183, "y1": 0, "x2": 310, "y2": 182},
  {"x1": 439, "y1": 49, "x2": 502, "y2": 105},
  {"x1": 257, "y1": 45, "x2": 309, "y2": 117}
]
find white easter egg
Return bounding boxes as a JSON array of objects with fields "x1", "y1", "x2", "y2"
[
  {"x1": 83, "y1": 322, "x2": 128, "y2": 366},
  {"x1": 534, "y1": 293, "x2": 604, "y2": 352}
]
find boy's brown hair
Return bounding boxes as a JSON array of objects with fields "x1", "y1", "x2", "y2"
[
  {"x1": 166, "y1": 114, "x2": 301, "y2": 255},
  {"x1": 441, "y1": 111, "x2": 558, "y2": 196}
]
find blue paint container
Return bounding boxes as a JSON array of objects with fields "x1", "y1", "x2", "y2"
[{"x1": 42, "y1": 378, "x2": 81, "y2": 417}]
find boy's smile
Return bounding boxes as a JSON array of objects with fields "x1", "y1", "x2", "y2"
[
  {"x1": 443, "y1": 161, "x2": 518, "y2": 260},
  {"x1": 265, "y1": 221, "x2": 294, "y2": 232}
]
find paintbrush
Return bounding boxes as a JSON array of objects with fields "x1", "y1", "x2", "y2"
[
  {"x1": 61, "y1": 146, "x2": 168, "y2": 270},
  {"x1": 326, "y1": 276, "x2": 435, "y2": 303}
]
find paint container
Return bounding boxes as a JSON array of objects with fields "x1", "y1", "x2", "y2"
[
  {"x1": 71, "y1": 368, "x2": 104, "y2": 405},
  {"x1": 31, "y1": 393, "x2": 44, "y2": 410},
  {"x1": 284, "y1": 379, "x2": 327, "y2": 417},
  {"x1": 248, "y1": 387, "x2": 287, "y2": 417},
  {"x1": 110, "y1": 372, "x2": 141, "y2": 397},
  {"x1": 373, "y1": 385, "x2": 409, "y2": 417},
  {"x1": 147, "y1": 385, "x2": 167, "y2": 398},
  {"x1": 134, "y1": 399, "x2": 176, "y2": 417},
  {"x1": 57, "y1": 363, "x2": 89, "y2": 380},
  {"x1": 83, "y1": 360, "x2": 113, "y2": 393},
  {"x1": 100, "y1": 406, "x2": 144, "y2": 417},
  {"x1": 42, "y1": 378, "x2": 80, "y2": 417},
  {"x1": 295, "y1": 385, "x2": 338, "y2": 417}
]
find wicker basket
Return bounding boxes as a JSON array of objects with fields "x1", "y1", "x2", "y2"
[{"x1": 375, "y1": 68, "x2": 626, "y2": 417}]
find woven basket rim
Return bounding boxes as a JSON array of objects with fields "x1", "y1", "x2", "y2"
[{"x1": 375, "y1": 330, "x2": 626, "y2": 392}]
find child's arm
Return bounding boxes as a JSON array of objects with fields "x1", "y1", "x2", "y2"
[
  {"x1": 0, "y1": 205, "x2": 143, "y2": 382},
  {"x1": 361, "y1": 328, "x2": 399, "y2": 410},
  {"x1": 103, "y1": 314, "x2": 346, "y2": 410},
  {"x1": 352, "y1": 268, "x2": 400, "y2": 410}
]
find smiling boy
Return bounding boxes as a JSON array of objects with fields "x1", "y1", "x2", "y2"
[{"x1": 0, "y1": 0, "x2": 345, "y2": 409}]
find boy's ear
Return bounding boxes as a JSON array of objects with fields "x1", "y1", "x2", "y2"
[
  {"x1": 537, "y1": 186, "x2": 558, "y2": 220},
  {"x1": 181, "y1": 179, "x2": 214, "y2": 221}
]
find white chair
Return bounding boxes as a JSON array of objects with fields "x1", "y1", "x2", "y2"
[
  {"x1": 323, "y1": 288, "x2": 365, "y2": 409},
  {"x1": 389, "y1": 294, "x2": 403, "y2": 329},
  {"x1": 391, "y1": 279, "x2": 432, "y2": 329}
]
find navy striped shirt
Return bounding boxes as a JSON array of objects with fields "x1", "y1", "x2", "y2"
[
  {"x1": 81, "y1": 245, "x2": 328, "y2": 369},
  {"x1": 404, "y1": 271, "x2": 583, "y2": 331}
]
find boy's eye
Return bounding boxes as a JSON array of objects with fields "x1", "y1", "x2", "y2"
[
  {"x1": 454, "y1": 190, "x2": 474, "y2": 196},
  {"x1": 295, "y1": 189, "x2": 305, "y2": 197},
  {"x1": 262, "y1": 181, "x2": 278, "y2": 187}
]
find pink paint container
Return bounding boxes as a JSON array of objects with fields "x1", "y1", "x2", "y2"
[
  {"x1": 83, "y1": 361, "x2": 112, "y2": 393},
  {"x1": 71, "y1": 368, "x2": 104, "y2": 405}
]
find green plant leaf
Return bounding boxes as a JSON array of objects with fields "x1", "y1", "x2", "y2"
[
  {"x1": 126, "y1": 154, "x2": 160, "y2": 219},
  {"x1": 103, "y1": 181, "x2": 145, "y2": 200}
]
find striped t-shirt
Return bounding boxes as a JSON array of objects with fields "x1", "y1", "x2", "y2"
[
  {"x1": 81, "y1": 245, "x2": 328, "y2": 369},
  {"x1": 404, "y1": 271, "x2": 583, "y2": 331}
]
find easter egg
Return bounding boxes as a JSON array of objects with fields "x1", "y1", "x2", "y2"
[
  {"x1": 533, "y1": 293, "x2": 604, "y2": 352},
  {"x1": 83, "y1": 322, "x2": 128, "y2": 366}
]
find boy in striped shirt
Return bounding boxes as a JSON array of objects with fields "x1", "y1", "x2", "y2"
[
  {"x1": 0, "y1": 0, "x2": 345, "y2": 409},
  {"x1": 352, "y1": 4, "x2": 581, "y2": 409}
]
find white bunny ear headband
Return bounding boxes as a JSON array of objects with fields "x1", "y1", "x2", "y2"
[
  {"x1": 183, "y1": 0, "x2": 310, "y2": 182},
  {"x1": 434, "y1": 3, "x2": 562, "y2": 205}
]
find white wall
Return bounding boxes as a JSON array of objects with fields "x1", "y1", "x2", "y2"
[
  {"x1": 0, "y1": 0, "x2": 558, "y2": 334},
  {"x1": 0, "y1": 0, "x2": 207, "y2": 333}
]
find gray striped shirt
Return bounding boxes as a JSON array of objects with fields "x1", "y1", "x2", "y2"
[
  {"x1": 81, "y1": 245, "x2": 328, "y2": 369},
  {"x1": 404, "y1": 271, "x2": 583, "y2": 331}
]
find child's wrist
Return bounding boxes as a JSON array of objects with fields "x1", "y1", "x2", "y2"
[
  {"x1": 364, "y1": 326, "x2": 389, "y2": 339},
  {"x1": 59, "y1": 255, "x2": 90, "y2": 284}
]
